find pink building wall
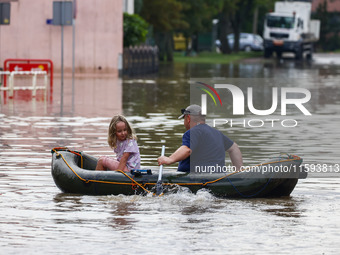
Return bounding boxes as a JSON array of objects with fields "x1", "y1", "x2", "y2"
[{"x1": 0, "y1": 0, "x2": 123, "y2": 76}]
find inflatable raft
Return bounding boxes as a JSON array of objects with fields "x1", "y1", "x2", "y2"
[{"x1": 51, "y1": 147, "x2": 306, "y2": 198}]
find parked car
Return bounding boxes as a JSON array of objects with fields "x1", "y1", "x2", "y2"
[{"x1": 216, "y1": 33, "x2": 264, "y2": 51}]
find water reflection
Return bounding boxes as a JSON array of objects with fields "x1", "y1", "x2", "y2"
[
  {"x1": 250, "y1": 197, "x2": 305, "y2": 218},
  {"x1": 0, "y1": 76, "x2": 123, "y2": 117},
  {"x1": 53, "y1": 193, "x2": 85, "y2": 209},
  {"x1": 1, "y1": 60, "x2": 339, "y2": 167},
  {"x1": 108, "y1": 202, "x2": 137, "y2": 229}
]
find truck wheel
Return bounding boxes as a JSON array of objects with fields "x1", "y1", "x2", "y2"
[
  {"x1": 306, "y1": 51, "x2": 313, "y2": 60},
  {"x1": 306, "y1": 45, "x2": 313, "y2": 60},
  {"x1": 295, "y1": 47, "x2": 303, "y2": 60},
  {"x1": 264, "y1": 49, "x2": 272, "y2": 58},
  {"x1": 276, "y1": 51, "x2": 282, "y2": 59}
]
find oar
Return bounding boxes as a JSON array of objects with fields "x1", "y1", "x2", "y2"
[{"x1": 155, "y1": 145, "x2": 165, "y2": 196}]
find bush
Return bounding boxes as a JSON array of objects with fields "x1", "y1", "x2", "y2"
[{"x1": 123, "y1": 13, "x2": 149, "y2": 47}]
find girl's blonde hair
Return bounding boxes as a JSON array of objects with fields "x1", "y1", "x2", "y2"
[{"x1": 107, "y1": 115, "x2": 137, "y2": 149}]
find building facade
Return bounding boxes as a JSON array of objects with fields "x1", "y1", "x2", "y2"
[{"x1": 0, "y1": 0, "x2": 123, "y2": 76}]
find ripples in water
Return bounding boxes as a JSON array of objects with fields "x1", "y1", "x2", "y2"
[{"x1": 1, "y1": 61, "x2": 340, "y2": 254}]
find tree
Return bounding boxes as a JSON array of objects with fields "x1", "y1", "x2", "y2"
[
  {"x1": 140, "y1": 0, "x2": 188, "y2": 61},
  {"x1": 123, "y1": 13, "x2": 149, "y2": 47},
  {"x1": 137, "y1": 0, "x2": 275, "y2": 57},
  {"x1": 313, "y1": 0, "x2": 330, "y2": 51},
  {"x1": 230, "y1": 0, "x2": 254, "y2": 53},
  {"x1": 217, "y1": 0, "x2": 275, "y2": 54},
  {"x1": 179, "y1": 0, "x2": 223, "y2": 53},
  {"x1": 217, "y1": 0, "x2": 235, "y2": 54}
]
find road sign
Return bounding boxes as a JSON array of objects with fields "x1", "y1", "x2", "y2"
[{"x1": 53, "y1": 1, "x2": 72, "y2": 26}]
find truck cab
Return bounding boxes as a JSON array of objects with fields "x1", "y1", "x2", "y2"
[{"x1": 263, "y1": 1, "x2": 320, "y2": 60}]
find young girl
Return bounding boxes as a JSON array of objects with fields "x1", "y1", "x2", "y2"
[{"x1": 96, "y1": 115, "x2": 141, "y2": 172}]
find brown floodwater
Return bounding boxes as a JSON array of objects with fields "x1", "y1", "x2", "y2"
[{"x1": 1, "y1": 58, "x2": 340, "y2": 254}]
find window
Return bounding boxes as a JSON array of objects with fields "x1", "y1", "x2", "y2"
[{"x1": 267, "y1": 15, "x2": 295, "y2": 29}]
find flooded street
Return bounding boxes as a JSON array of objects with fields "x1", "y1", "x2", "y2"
[{"x1": 1, "y1": 56, "x2": 340, "y2": 254}]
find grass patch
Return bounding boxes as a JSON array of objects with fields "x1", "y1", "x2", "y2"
[
  {"x1": 173, "y1": 51, "x2": 263, "y2": 64},
  {"x1": 327, "y1": 49, "x2": 340, "y2": 53}
]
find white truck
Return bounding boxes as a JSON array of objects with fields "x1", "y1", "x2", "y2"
[{"x1": 263, "y1": 0, "x2": 320, "y2": 59}]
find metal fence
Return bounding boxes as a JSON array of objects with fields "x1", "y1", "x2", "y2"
[
  {"x1": 123, "y1": 45, "x2": 159, "y2": 76},
  {"x1": 0, "y1": 71, "x2": 48, "y2": 98}
]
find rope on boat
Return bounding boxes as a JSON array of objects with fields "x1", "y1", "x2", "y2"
[
  {"x1": 51, "y1": 147, "x2": 301, "y2": 195},
  {"x1": 114, "y1": 170, "x2": 152, "y2": 194},
  {"x1": 52, "y1": 147, "x2": 152, "y2": 194}
]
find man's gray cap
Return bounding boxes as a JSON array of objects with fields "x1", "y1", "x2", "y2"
[{"x1": 178, "y1": 104, "x2": 203, "y2": 119}]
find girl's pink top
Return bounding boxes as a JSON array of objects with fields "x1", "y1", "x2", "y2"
[{"x1": 114, "y1": 138, "x2": 141, "y2": 170}]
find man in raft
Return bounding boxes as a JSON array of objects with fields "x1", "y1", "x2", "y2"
[{"x1": 157, "y1": 104, "x2": 243, "y2": 173}]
